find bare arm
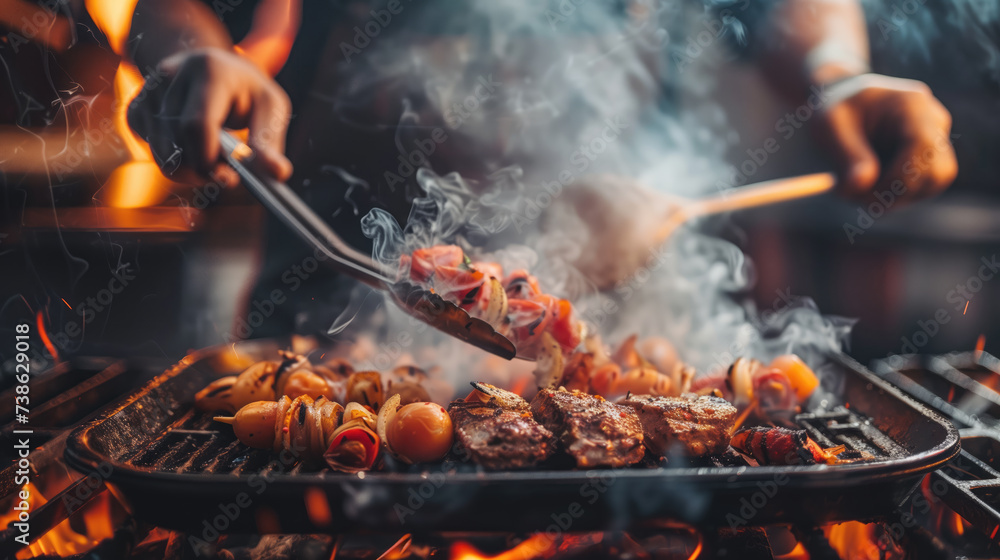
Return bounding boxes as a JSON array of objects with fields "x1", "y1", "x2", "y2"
[{"x1": 754, "y1": 0, "x2": 956, "y2": 203}]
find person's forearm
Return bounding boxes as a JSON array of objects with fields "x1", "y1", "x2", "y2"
[
  {"x1": 756, "y1": 0, "x2": 870, "y2": 103},
  {"x1": 128, "y1": 0, "x2": 234, "y2": 71}
]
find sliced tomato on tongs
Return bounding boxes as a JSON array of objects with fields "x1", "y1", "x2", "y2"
[
  {"x1": 432, "y1": 266, "x2": 485, "y2": 304},
  {"x1": 548, "y1": 297, "x2": 583, "y2": 352},
  {"x1": 409, "y1": 245, "x2": 466, "y2": 284},
  {"x1": 504, "y1": 269, "x2": 542, "y2": 299},
  {"x1": 506, "y1": 297, "x2": 551, "y2": 355}
]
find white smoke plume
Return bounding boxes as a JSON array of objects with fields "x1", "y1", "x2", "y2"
[{"x1": 334, "y1": 0, "x2": 851, "y2": 380}]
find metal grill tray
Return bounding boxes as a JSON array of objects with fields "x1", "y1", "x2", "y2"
[{"x1": 65, "y1": 339, "x2": 959, "y2": 534}]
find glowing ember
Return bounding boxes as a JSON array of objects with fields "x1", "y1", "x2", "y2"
[
  {"x1": 947, "y1": 510, "x2": 966, "y2": 537},
  {"x1": 0, "y1": 482, "x2": 115, "y2": 559},
  {"x1": 304, "y1": 487, "x2": 332, "y2": 527},
  {"x1": 824, "y1": 522, "x2": 878, "y2": 560},
  {"x1": 964, "y1": 301, "x2": 969, "y2": 315},
  {"x1": 35, "y1": 310, "x2": 59, "y2": 363},
  {"x1": 773, "y1": 542, "x2": 809, "y2": 560},
  {"x1": 975, "y1": 334, "x2": 986, "y2": 360},
  {"x1": 510, "y1": 374, "x2": 531, "y2": 397},
  {"x1": 60, "y1": 298, "x2": 72, "y2": 309},
  {"x1": 450, "y1": 533, "x2": 601, "y2": 560}
]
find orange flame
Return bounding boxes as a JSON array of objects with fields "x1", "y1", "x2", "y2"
[
  {"x1": 304, "y1": 487, "x2": 332, "y2": 527},
  {"x1": 824, "y1": 522, "x2": 882, "y2": 560},
  {"x1": 84, "y1": 0, "x2": 300, "y2": 209},
  {"x1": 35, "y1": 310, "x2": 59, "y2": 363},
  {"x1": 0, "y1": 482, "x2": 115, "y2": 559},
  {"x1": 235, "y1": 0, "x2": 302, "y2": 76},
  {"x1": 773, "y1": 542, "x2": 809, "y2": 560},
  {"x1": 84, "y1": 0, "x2": 171, "y2": 209},
  {"x1": 450, "y1": 533, "x2": 604, "y2": 560},
  {"x1": 975, "y1": 334, "x2": 986, "y2": 360}
]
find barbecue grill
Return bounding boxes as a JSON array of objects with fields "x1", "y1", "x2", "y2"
[{"x1": 62, "y1": 338, "x2": 959, "y2": 536}]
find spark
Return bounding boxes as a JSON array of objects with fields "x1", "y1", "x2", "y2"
[
  {"x1": 964, "y1": 301, "x2": 969, "y2": 315},
  {"x1": 61, "y1": 298, "x2": 72, "y2": 309},
  {"x1": 36, "y1": 310, "x2": 60, "y2": 363}
]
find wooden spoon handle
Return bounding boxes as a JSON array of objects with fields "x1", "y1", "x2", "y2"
[
  {"x1": 652, "y1": 172, "x2": 836, "y2": 245},
  {"x1": 688, "y1": 172, "x2": 836, "y2": 217}
]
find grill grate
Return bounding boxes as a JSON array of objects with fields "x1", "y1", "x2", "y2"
[
  {"x1": 64, "y1": 340, "x2": 959, "y2": 534},
  {"x1": 122, "y1": 395, "x2": 900, "y2": 478},
  {"x1": 872, "y1": 351, "x2": 1000, "y2": 543}
]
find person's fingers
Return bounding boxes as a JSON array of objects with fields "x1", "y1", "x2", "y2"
[
  {"x1": 817, "y1": 105, "x2": 880, "y2": 200},
  {"x1": 873, "y1": 128, "x2": 957, "y2": 204},
  {"x1": 209, "y1": 161, "x2": 240, "y2": 189},
  {"x1": 247, "y1": 86, "x2": 293, "y2": 181},
  {"x1": 178, "y1": 81, "x2": 236, "y2": 177},
  {"x1": 870, "y1": 91, "x2": 956, "y2": 203}
]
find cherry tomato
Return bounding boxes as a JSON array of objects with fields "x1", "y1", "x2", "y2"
[
  {"x1": 386, "y1": 402, "x2": 454, "y2": 464},
  {"x1": 769, "y1": 354, "x2": 819, "y2": 401}
]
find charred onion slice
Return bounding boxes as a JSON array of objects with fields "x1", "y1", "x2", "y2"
[
  {"x1": 376, "y1": 394, "x2": 403, "y2": 458},
  {"x1": 479, "y1": 276, "x2": 509, "y2": 326},
  {"x1": 343, "y1": 401, "x2": 377, "y2": 430},
  {"x1": 195, "y1": 376, "x2": 238, "y2": 413},
  {"x1": 346, "y1": 371, "x2": 385, "y2": 412},
  {"x1": 753, "y1": 369, "x2": 795, "y2": 413},
  {"x1": 727, "y1": 358, "x2": 759, "y2": 408},
  {"x1": 533, "y1": 332, "x2": 564, "y2": 389},
  {"x1": 230, "y1": 361, "x2": 281, "y2": 409},
  {"x1": 324, "y1": 421, "x2": 380, "y2": 473}
]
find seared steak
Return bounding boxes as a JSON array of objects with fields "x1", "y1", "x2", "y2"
[
  {"x1": 620, "y1": 393, "x2": 737, "y2": 457},
  {"x1": 449, "y1": 401, "x2": 555, "y2": 470},
  {"x1": 530, "y1": 388, "x2": 644, "y2": 468}
]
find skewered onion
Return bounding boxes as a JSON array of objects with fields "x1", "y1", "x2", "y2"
[
  {"x1": 346, "y1": 371, "x2": 385, "y2": 411},
  {"x1": 194, "y1": 376, "x2": 238, "y2": 413}
]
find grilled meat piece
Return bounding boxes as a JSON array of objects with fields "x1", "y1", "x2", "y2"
[
  {"x1": 620, "y1": 393, "x2": 737, "y2": 458},
  {"x1": 530, "y1": 388, "x2": 644, "y2": 468},
  {"x1": 467, "y1": 382, "x2": 530, "y2": 412},
  {"x1": 448, "y1": 401, "x2": 556, "y2": 469}
]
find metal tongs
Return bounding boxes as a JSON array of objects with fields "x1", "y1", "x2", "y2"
[{"x1": 220, "y1": 131, "x2": 516, "y2": 360}]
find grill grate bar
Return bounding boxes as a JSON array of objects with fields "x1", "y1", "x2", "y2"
[
  {"x1": 796, "y1": 406, "x2": 904, "y2": 458},
  {"x1": 872, "y1": 352, "x2": 1000, "y2": 541}
]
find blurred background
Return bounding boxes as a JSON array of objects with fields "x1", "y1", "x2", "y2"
[{"x1": 0, "y1": 0, "x2": 997, "y2": 370}]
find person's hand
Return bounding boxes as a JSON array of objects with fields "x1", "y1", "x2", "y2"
[
  {"x1": 127, "y1": 47, "x2": 293, "y2": 186},
  {"x1": 814, "y1": 74, "x2": 957, "y2": 204}
]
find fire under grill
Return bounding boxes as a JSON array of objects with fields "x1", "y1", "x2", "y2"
[
  {"x1": 4, "y1": 343, "x2": 998, "y2": 559},
  {"x1": 873, "y1": 351, "x2": 1000, "y2": 550},
  {"x1": 63, "y1": 338, "x2": 958, "y2": 537}
]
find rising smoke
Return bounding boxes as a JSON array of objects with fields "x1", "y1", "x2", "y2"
[{"x1": 333, "y1": 0, "x2": 852, "y2": 379}]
